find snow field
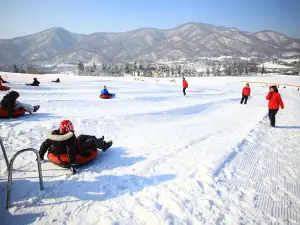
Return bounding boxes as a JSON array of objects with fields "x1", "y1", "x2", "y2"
[{"x1": 0, "y1": 73, "x2": 300, "y2": 224}]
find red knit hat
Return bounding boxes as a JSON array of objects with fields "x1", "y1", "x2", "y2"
[{"x1": 59, "y1": 120, "x2": 74, "y2": 133}]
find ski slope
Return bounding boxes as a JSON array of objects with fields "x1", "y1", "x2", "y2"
[{"x1": 1, "y1": 73, "x2": 300, "y2": 224}]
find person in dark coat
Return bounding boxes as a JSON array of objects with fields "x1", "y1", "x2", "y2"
[
  {"x1": 266, "y1": 86, "x2": 284, "y2": 127},
  {"x1": 0, "y1": 91, "x2": 40, "y2": 118},
  {"x1": 26, "y1": 77, "x2": 40, "y2": 86},
  {"x1": 52, "y1": 78, "x2": 60, "y2": 83},
  {"x1": 39, "y1": 120, "x2": 113, "y2": 174},
  {"x1": 240, "y1": 83, "x2": 251, "y2": 104},
  {"x1": 0, "y1": 75, "x2": 8, "y2": 83}
]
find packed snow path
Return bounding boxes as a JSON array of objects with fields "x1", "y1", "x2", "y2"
[{"x1": 0, "y1": 73, "x2": 299, "y2": 224}]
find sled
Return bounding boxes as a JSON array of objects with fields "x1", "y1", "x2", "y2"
[
  {"x1": 25, "y1": 83, "x2": 39, "y2": 86},
  {"x1": 0, "y1": 86, "x2": 11, "y2": 91},
  {"x1": 47, "y1": 149, "x2": 98, "y2": 168},
  {"x1": 99, "y1": 93, "x2": 116, "y2": 99},
  {"x1": 0, "y1": 108, "x2": 26, "y2": 118}
]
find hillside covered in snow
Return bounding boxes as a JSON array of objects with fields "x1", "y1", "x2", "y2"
[{"x1": 1, "y1": 22, "x2": 300, "y2": 68}]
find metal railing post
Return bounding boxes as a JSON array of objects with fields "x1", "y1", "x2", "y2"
[
  {"x1": 6, "y1": 148, "x2": 44, "y2": 209},
  {"x1": 0, "y1": 137, "x2": 9, "y2": 170}
]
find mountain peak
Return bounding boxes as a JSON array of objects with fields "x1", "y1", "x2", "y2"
[{"x1": 0, "y1": 22, "x2": 300, "y2": 67}]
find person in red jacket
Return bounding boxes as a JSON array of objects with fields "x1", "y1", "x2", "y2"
[
  {"x1": 182, "y1": 77, "x2": 188, "y2": 96},
  {"x1": 266, "y1": 85, "x2": 284, "y2": 127},
  {"x1": 240, "y1": 83, "x2": 251, "y2": 104}
]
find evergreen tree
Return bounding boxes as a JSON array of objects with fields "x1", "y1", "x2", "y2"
[
  {"x1": 101, "y1": 64, "x2": 106, "y2": 74},
  {"x1": 261, "y1": 65, "x2": 265, "y2": 74},
  {"x1": 133, "y1": 61, "x2": 137, "y2": 74},
  {"x1": 91, "y1": 62, "x2": 96, "y2": 72},
  {"x1": 125, "y1": 62, "x2": 130, "y2": 74},
  {"x1": 177, "y1": 65, "x2": 182, "y2": 76},
  {"x1": 138, "y1": 64, "x2": 143, "y2": 76},
  {"x1": 13, "y1": 64, "x2": 19, "y2": 73},
  {"x1": 78, "y1": 61, "x2": 84, "y2": 74},
  {"x1": 206, "y1": 68, "x2": 210, "y2": 76}
]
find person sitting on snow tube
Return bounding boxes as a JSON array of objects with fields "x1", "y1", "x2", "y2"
[
  {"x1": 0, "y1": 91, "x2": 40, "y2": 119},
  {"x1": 39, "y1": 120, "x2": 113, "y2": 175},
  {"x1": 52, "y1": 78, "x2": 60, "y2": 83},
  {"x1": 0, "y1": 75, "x2": 8, "y2": 83},
  {"x1": 0, "y1": 79, "x2": 10, "y2": 91},
  {"x1": 26, "y1": 77, "x2": 40, "y2": 86},
  {"x1": 101, "y1": 86, "x2": 113, "y2": 97}
]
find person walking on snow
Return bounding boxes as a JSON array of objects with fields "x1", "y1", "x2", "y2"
[
  {"x1": 39, "y1": 120, "x2": 113, "y2": 174},
  {"x1": 0, "y1": 91, "x2": 40, "y2": 119},
  {"x1": 266, "y1": 86, "x2": 284, "y2": 127},
  {"x1": 240, "y1": 83, "x2": 251, "y2": 104},
  {"x1": 182, "y1": 77, "x2": 188, "y2": 96}
]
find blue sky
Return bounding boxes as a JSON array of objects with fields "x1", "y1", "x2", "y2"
[{"x1": 0, "y1": 0, "x2": 299, "y2": 39}]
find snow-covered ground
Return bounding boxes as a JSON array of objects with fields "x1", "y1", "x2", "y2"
[{"x1": 1, "y1": 73, "x2": 300, "y2": 224}]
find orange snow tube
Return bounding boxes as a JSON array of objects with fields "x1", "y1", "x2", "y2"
[
  {"x1": 99, "y1": 94, "x2": 112, "y2": 99},
  {"x1": 0, "y1": 86, "x2": 10, "y2": 91},
  {"x1": 0, "y1": 108, "x2": 26, "y2": 118},
  {"x1": 47, "y1": 149, "x2": 98, "y2": 168}
]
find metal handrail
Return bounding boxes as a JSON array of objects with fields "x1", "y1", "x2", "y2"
[
  {"x1": 6, "y1": 148, "x2": 44, "y2": 208},
  {"x1": 0, "y1": 137, "x2": 44, "y2": 209},
  {"x1": 0, "y1": 138, "x2": 9, "y2": 169}
]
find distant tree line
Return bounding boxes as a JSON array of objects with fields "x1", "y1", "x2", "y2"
[
  {"x1": 77, "y1": 58, "x2": 259, "y2": 77},
  {"x1": 10, "y1": 64, "x2": 58, "y2": 74}
]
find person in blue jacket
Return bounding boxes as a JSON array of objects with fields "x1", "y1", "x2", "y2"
[{"x1": 101, "y1": 86, "x2": 112, "y2": 96}]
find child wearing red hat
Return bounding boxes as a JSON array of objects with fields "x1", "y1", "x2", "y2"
[{"x1": 39, "y1": 120, "x2": 113, "y2": 174}]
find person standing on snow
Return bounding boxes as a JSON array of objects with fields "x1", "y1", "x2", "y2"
[
  {"x1": 266, "y1": 86, "x2": 284, "y2": 127},
  {"x1": 240, "y1": 83, "x2": 251, "y2": 104},
  {"x1": 0, "y1": 91, "x2": 40, "y2": 119},
  {"x1": 39, "y1": 120, "x2": 113, "y2": 174},
  {"x1": 182, "y1": 77, "x2": 188, "y2": 96}
]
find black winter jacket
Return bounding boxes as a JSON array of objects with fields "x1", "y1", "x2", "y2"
[
  {"x1": 0, "y1": 78, "x2": 8, "y2": 83},
  {"x1": 0, "y1": 92, "x2": 19, "y2": 118},
  {"x1": 39, "y1": 130, "x2": 77, "y2": 164},
  {"x1": 31, "y1": 80, "x2": 40, "y2": 86}
]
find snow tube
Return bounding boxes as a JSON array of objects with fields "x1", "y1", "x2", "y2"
[
  {"x1": 0, "y1": 108, "x2": 26, "y2": 118},
  {"x1": 0, "y1": 86, "x2": 10, "y2": 91},
  {"x1": 99, "y1": 93, "x2": 115, "y2": 99},
  {"x1": 47, "y1": 149, "x2": 98, "y2": 168}
]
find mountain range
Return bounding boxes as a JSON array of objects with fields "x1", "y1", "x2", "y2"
[{"x1": 1, "y1": 22, "x2": 300, "y2": 67}]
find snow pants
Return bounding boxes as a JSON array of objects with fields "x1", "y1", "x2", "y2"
[
  {"x1": 14, "y1": 101, "x2": 34, "y2": 114},
  {"x1": 183, "y1": 88, "x2": 187, "y2": 96},
  {"x1": 269, "y1": 109, "x2": 279, "y2": 127},
  {"x1": 240, "y1": 95, "x2": 249, "y2": 104},
  {"x1": 77, "y1": 135, "x2": 105, "y2": 154}
]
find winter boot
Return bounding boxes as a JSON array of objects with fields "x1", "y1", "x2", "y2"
[
  {"x1": 70, "y1": 165, "x2": 77, "y2": 175},
  {"x1": 33, "y1": 105, "x2": 40, "y2": 113},
  {"x1": 102, "y1": 141, "x2": 113, "y2": 152},
  {"x1": 94, "y1": 138, "x2": 105, "y2": 149}
]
